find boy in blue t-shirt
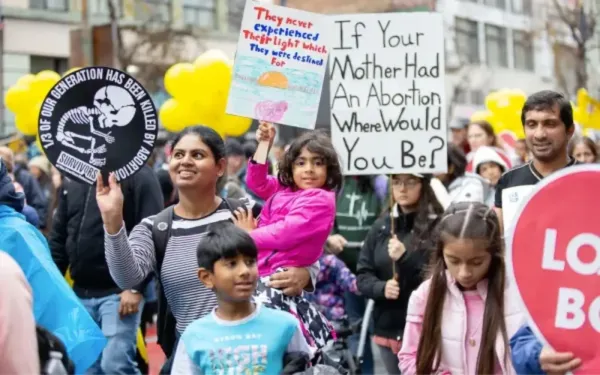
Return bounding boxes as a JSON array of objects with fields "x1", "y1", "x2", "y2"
[{"x1": 170, "y1": 223, "x2": 311, "y2": 375}]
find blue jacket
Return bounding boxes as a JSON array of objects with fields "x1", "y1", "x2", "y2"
[
  {"x1": 510, "y1": 325, "x2": 544, "y2": 374},
  {"x1": 0, "y1": 159, "x2": 106, "y2": 373}
]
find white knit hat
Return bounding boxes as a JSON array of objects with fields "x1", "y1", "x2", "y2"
[{"x1": 472, "y1": 146, "x2": 509, "y2": 174}]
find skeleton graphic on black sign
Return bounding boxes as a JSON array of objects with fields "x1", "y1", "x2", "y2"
[{"x1": 56, "y1": 85, "x2": 136, "y2": 167}]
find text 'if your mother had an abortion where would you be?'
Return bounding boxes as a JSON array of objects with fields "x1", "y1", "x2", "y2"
[{"x1": 329, "y1": 13, "x2": 448, "y2": 176}]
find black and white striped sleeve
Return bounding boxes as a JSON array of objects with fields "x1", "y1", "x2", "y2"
[{"x1": 105, "y1": 218, "x2": 156, "y2": 290}]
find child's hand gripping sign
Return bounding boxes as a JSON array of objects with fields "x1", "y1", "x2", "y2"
[{"x1": 507, "y1": 164, "x2": 600, "y2": 374}]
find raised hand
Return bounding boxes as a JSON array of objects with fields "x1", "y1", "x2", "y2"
[
  {"x1": 255, "y1": 122, "x2": 276, "y2": 145},
  {"x1": 96, "y1": 172, "x2": 124, "y2": 234},
  {"x1": 232, "y1": 207, "x2": 256, "y2": 232}
]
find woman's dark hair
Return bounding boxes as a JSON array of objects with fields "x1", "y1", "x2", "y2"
[
  {"x1": 170, "y1": 126, "x2": 226, "y2": 190},
  {"x1": 443, "y1": 144, "x2": 467, "y2": 186},
  {"x1": 197, "y1": 222, "x2": 258, "y2": 271},
  {"x1": 469, "y1": 121, "x2": 498, "y2": 147},
  {"x1": 521, "y1": 90, "x2": 573, "y2": 130},
  {"x1": 243, "y1": 141, "x2": 258, "y2": 159},
  {"x1": 416, "y1": 202, "x2": 508, "y2": 375},
  {"x1": 277, "y1": 130, "x2": 343, "y2": 191},
  {"x1": 386, "y1": 174, "x2": 445, "y2": 247},
  {"x1": 568, "y1": 135, "x2": 598, "y2": 161}
]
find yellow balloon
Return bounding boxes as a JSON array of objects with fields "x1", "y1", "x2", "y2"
[
  {"x1": 159, "y1": 98, "x2": 196, "y2": 133},
  {"x1": 507, "y1": 90, "x2": 526, "y2": 112},
  {"x1": 15, "y1": 101, "x2": 41, "y2": 136},
  {"x1": 194, "y1": 49, "x2": 231, "y2": 67},
  {"x1": 470, "y1": 110, "x2": 494, "y2": 123},
  {"x1": 63, "y1": 67, "x2": 82, "y2": 76},
  {"x1": 5, "y1": 84, "x2": 32, "y2": 113},
  {"x1": 587, "y1": 109, "x2": 600, "y2": 131},
  {"x1": 193, "y1": 50, "x2": 233, "y2": 98},
  {"x1": 193, "y1": 62, "x2": 232, "y2": 97},
  {"x1": 164, "y1": 63, "x2": 196, "y2": 99},
  {"x1": 222, "y1": 114, "x2": 252, "y2": 137},
  {"x1": 30, "y1": 71, "x2": 61, "y2": 102},
  {"x1": 17, "y1": 74, "x2": 36, "y2": 87},
  {"x1": 485, "y1": 92, "x2": 501, "y2": 112},
  {"x1": 577, "y1": 88, "x2": 588, "y2": 108}
]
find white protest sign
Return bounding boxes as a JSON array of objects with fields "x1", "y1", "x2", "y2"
[
  {"x1": 226, "y1": 1, "x2": 329, "y2": 129},
  {"x1": 329, "y1": 13, "x2": 447, "y2": 175}
]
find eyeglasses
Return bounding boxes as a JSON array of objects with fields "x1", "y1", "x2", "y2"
[{"x1": 391, "y1": 179, "x2": 421, "y2": 189}]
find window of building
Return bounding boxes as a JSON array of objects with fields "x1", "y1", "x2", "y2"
[
  {"x1": 455, "y1": 17, "x2": 480, "y2": 64},
  {"x1": 182, "y1": 0, "x2": 216, "y2": 28},
  {"x1": 228, "y1": 0, "x2": 245, "y2": 32},
  {"x1": 513, "y1": 30, "x2": 534, "y2": 71},
  {"x1": 511, "y1": 0, "x2": 532, "y2": 15},
  {"x1": 30, "y1": 56, "x2": 69, "y2": 75},
  {"x1": 136, "y1": 0, "x2": 171, "y2": 23},
  {"x1": 90, "y1": 0, "x2": 122, "y2": 15},
  {"x1": 484, "y1": 0, "x2": 506, "y2": 10},
  {"x1": 29, "y1": 0, "x2": 68, "y2": 11},
  {"x1": 485, "y1": 24, "x2": 508, "y2": 67}
]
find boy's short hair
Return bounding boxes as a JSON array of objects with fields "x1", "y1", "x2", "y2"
[{"x1": 197, "y1": 222, "x2": 258, "y2": 271}]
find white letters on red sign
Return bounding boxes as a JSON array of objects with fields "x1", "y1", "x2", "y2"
[{"x1": 542, "y1": 228, "x2": 600, "y2": 275}]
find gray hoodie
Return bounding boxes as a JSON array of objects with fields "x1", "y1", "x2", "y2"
[{"x1": 447, "y1": 172, "x2": 494, "y2": 206}]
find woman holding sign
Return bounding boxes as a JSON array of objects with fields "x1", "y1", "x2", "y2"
[{"x1": 356, "y1": 173, "x2": 443, "y2": 374}]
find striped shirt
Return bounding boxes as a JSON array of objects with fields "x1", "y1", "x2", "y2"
[
  {"x1": 105, "y1": 199, "x2": 319, "y2": 334},
  {"x1": 105, "y1": 200, "x2": 246, "y2": 333}
]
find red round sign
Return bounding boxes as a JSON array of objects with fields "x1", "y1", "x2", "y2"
[{"x1": 508, "y1": 164, "x2": 600, "y2": 374}]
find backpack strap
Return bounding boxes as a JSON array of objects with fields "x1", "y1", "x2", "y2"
[{"x1": 152, "y1": 206, "x2": 174, "y2": 275}]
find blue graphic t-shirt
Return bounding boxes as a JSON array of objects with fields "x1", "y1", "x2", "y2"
[{"x1": 171, "y1": 303, "x2": 311, "y2": 375}]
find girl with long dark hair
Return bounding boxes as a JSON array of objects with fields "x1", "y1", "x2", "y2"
[{"x1": 398, "y1": 202, "x2": 525, "y2": 374}]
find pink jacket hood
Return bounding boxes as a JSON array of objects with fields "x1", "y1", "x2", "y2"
[{"x1": 245, "y1": 161, "x2": 336, "y2": 277}]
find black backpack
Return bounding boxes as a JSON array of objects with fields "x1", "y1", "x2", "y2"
[
  {"x1": 37, "y1": 325, "x2": 75, "y2": 375},
  {"x1": 151, "y1": 198, "x2": 247, "y2": 358}
]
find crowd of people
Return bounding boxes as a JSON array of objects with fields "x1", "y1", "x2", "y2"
[{"x1": 0, "y1": 89, "x2": 596, "y2": 375}]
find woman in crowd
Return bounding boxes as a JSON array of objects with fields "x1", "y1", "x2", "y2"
[
  {"x1": 356, "y1": 173, "x2": 444, "y2": 374},
  {"x1": 28, "y1": 155, "x2": 59, "y2": 231},
  {"x1": 568, "y1": 135, "x2": 598, "y2": 163},
  {"x1": 466, "y1": 121, "x2": 514, "y2": 171},
  {"x1": 99, "y1": 126, "x2": 317, "y2": 373}
]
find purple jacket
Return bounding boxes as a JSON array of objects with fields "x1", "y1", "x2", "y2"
[{"x1": 245, "y1": 161, "x2": 336, "y2": 277}]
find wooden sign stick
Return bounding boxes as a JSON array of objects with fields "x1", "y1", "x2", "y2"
[{"x1": 389, "y1": 175, "x2": 398, "y2": 281}]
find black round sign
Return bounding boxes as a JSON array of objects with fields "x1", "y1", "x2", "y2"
[{"x1": 38, "y1": 66, "x2": 158, "y2": 185}]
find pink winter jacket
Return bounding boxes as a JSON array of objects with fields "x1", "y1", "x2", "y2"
[
  {"x1": 398, "y1": 271, "x2": 525, "y2": 375},
  {"x1": 245, "y1": 161, "x2": 336, "y2": 277}
]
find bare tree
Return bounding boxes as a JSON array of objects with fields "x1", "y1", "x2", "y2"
[
  {"x1": 446, "y1": 23, "x2": 490, "y2": 120},
  {"x1": 546, "y1": 0, "x2": 598, "y2": 95},
  {"x1": 106, "y1": 0, "x2": 204, "y2": 91}
]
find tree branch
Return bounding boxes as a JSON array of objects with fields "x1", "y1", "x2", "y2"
[{"x1": 106, "y1": 0, "x2": 203, "y2": 89}]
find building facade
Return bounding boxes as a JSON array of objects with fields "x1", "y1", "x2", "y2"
[
  {"x1": 0, "y1": 0, "x2": 585, "y2": 135},
  {"x1": 0, "y1": 0, "x2": 240, "y2": 135}
]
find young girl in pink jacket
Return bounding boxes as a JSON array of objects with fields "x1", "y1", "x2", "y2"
[
  {"x1": 233, "y1": 122, "x2": 342, "y2": 351},
  {"x1": 398, "y1": 202, "x2": 525, "y2": 375}
]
